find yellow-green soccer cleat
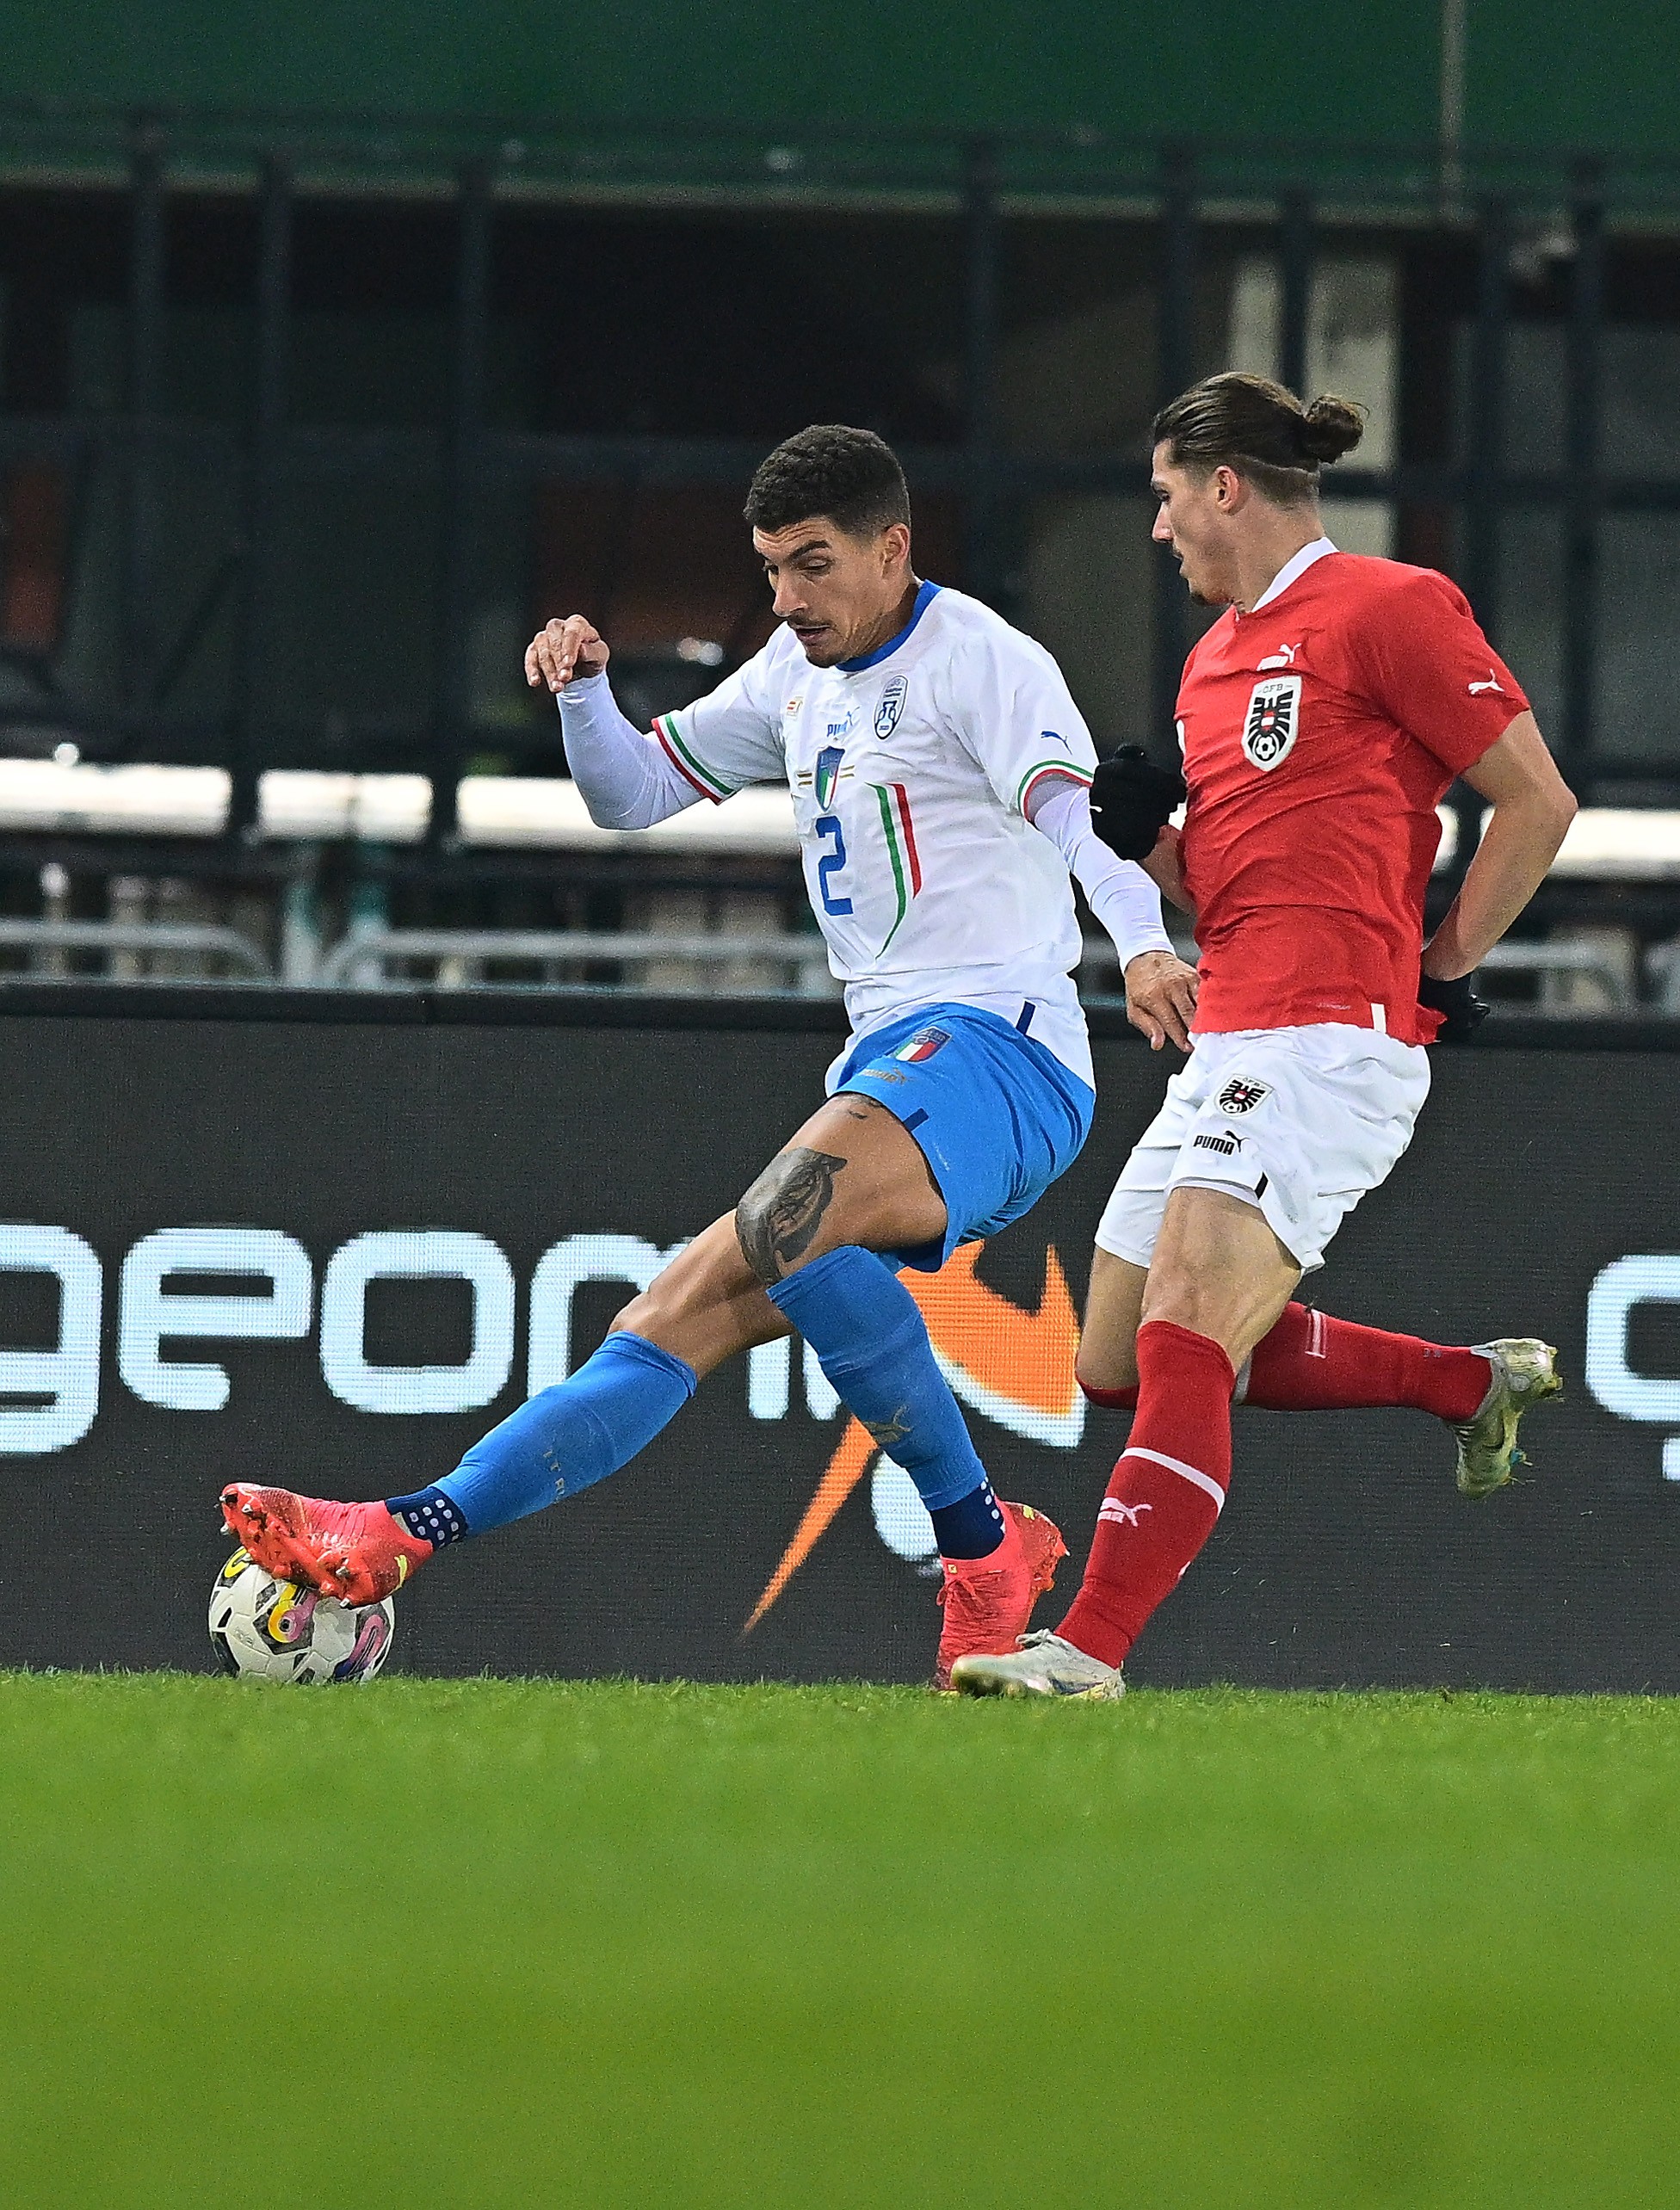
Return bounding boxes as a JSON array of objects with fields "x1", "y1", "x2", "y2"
[
  {"x1": 1452, "y1": 1338, "x2": 1564, "y2": 1498},
  {"x1": 950, "y1": 1629, "x2": 1127, "y2": 1701}
]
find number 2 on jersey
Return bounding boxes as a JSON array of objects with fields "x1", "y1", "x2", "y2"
[{"x1": 814, "y1": 815, "x2": 853, "y2": 915}]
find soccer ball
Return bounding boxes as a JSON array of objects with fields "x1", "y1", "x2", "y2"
[{"x1": 208, "y1": 1547, "x2": 395, "y2": 1684}]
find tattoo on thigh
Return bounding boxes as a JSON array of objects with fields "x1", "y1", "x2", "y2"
[{"x1": 737, "y1": 1147, "x2": 848, "y2": 1285}]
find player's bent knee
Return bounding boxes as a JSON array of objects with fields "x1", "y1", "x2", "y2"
[
  {"x1": 1075, "y1": 1343, "x2": 1140, "y2": 1398},
  {"x1": 611, "y1": 1269, "x2": 703, "y2": 1340},
  {"x1": 1136, "y1": 1254, "x2": 1229, "y2": 1343},
  {"x1": 1138, "y1": 1280, "x2": 1214, "y2": 1338},
  {"x1": 735, "y1": 1144, "x2": 850, "y2": 1286},
  {"x1": 608, "y1": 1281, "x2": 734, "y2": 1378},
  {"x1": 609, "y1": 1287, "x2": 658, "y2": 1336}
]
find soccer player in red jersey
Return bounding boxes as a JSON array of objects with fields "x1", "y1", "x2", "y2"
[{"x1": 953, "y1": 372, "x2": 1578, "y2": 1699}]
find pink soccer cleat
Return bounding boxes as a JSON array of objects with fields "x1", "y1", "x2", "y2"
[
  {"x1": 933, "y1": 1500, "x2": 1068, "y2": 1693},
  {"x1": 219, "y1": 1485, "x2": 431, "y2": 1607}
]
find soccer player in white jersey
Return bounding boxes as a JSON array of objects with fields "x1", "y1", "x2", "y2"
[
  {"x1": 222, "y1": 424, "x2": 1199, "y2": 1688},
  {"x1": 954, "y1": 373, "x2": 1577, "y2": 1700}
]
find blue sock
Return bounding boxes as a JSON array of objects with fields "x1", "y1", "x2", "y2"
[
  {"x1": 434, "y1": 1330, "x2": 696, "y2": 1536},
  {"x1": 767, "y1": 1247, "x2": 1004, "y2": 1558},
  {"x1": 386, "y1": 1485, "x2": 471, "y2": 1546},
  {"x1": 928, "y1": 1485, "x2": 1006, "y2": 1559}
]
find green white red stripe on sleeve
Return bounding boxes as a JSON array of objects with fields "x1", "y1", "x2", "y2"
[
  {"x1": 652, "y1": 713, "x2": 733, "y2": 804},
  {"x1": 1016, "y1": 759, "x2": 1093, "y2": 817}
]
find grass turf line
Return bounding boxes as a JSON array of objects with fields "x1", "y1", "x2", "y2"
[{"x1": 0, "y1": 1675, "x2": 1675, "y2": 2208}]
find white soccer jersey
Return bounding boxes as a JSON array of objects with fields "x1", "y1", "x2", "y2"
[{"x1": 650, "y1": 583, "x2": 1100, "y2": 1083}]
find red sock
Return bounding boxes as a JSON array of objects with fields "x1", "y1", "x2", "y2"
[
  {"x1": 1078, "y1": 1312, "x2": 1491, "y2": 1424},
  {"x1": 1242, "y1": 1304, "x2": 1490, "y2": 1422},
  {"x1": 1059, "y1": 1319, "x2": 1234, "y2": 1670}
]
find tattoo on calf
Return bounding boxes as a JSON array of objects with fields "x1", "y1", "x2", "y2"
[{"x1": 737, "y1": 1147, "x2": 849, "y2": 1284}]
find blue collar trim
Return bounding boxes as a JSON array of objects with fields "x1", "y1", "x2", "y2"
[{"x1": 838, "y1": 579, "x2": 941, "y2": 673}]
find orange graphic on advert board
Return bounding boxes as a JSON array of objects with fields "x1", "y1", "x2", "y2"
[
  {"x1": 905, "y1": 1241, "x2": 1079, "y2": 1420},
  {"x1": 741, "y1": 1242, "x2": 1081, "y2": 1634}
]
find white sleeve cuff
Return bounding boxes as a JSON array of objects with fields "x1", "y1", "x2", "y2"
[{"x1": 1027, "y1": 776, "x2": 1176, "y2": 970}]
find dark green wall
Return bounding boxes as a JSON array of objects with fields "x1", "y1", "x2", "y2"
[
  {"x1": 3, "y1": 1, "x2": 1424, "y2": 137},
  {"x1": 3, "y1": 0, "x2": 1672, "y2": 157},
  {"x1": 1469, "y1": 0, "x2": 1680, "y2": 156}
]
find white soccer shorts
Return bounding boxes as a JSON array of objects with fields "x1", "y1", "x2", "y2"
[{"x1": 1094, "y1": 1023, "x2": 1432, "y2": 1275}]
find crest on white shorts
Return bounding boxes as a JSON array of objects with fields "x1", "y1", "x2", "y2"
[
  {"x1": 1242, "y1": 676, "x2": 1301, "y2": 771},
  {"x1": 1218, "y1": 1077, "x2": 1270, "y2": 1114}
]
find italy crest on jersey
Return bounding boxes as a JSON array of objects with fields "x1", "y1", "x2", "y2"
[
  {"x1": 814, "y1": 744, "x2": 845, "y2": 809},
  {"x1": 874, "y1": 676, "x2": 908, "y2": 739},
  {"x1": 894, "y1": 1023, "x2": 950, "y2": 1063},
  {"x1": 1243, "y1": 676, "x2": 1300, "y2": 771}
]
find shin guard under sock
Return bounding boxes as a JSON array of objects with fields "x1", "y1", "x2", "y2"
[
  {"x1": 1059, "y1": 1319, "x2": 1235, "y2": 1669},
  {"x1": 435, "y1": 1330, "x2": 695, "y2": 1534},
  {"x1": 1241, "y1": 1304, "x2": 1490, "y2": 1421},
  {"x1": 768, "y1": 1246, "x2": 1003, "y2": 1554}
]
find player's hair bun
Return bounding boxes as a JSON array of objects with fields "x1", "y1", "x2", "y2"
[
  {"x1": 1152, "y1": 373, "x2": 1366, "y2": 504},
  {"x1": 1295, "y1": 395, "x2": 1367, "y2": 464}
]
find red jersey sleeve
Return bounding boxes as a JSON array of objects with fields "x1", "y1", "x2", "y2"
[{"x1": 1350, "y1": 568, "x2": 1529, "y2": 776}]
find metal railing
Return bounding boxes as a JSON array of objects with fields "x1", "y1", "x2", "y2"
[
  {"x1": 1644, "y1": 939, "x2": 1680, "y2": 1012},
  {"x1": 0, "y1": 911, "x2": 1649, "y2": 1009},
  {"x1": 317, "y1": 926, "x2": 836, "y2": 992},
  {"x1": 0, "y1": 916, "x2": 272, "y2": 976},
  {"x1": 3, "y1": 105, "x2": 1680, "y2": 841},
  {"x1": 1477, "y1": 938, "x2": 1637, "y2": 1010}
]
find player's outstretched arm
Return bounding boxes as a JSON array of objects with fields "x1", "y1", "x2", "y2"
[
  {"x1": 1424, "y1": 712, "x2": 1576, "y2": 980},
  {"x1": 523, "y1": 614, "x2": 701, "y2": 832}
]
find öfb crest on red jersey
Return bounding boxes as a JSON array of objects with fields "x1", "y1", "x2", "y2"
[{"x1": 1242, "y1": 674, "x2": 1301, "y2": 771}]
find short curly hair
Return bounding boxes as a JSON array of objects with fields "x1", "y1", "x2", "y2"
[{"x1": 743, "y1": 424, "x2": 911, "y2": 540}]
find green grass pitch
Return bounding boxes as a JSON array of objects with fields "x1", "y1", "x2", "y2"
[{"x1": 1, "y1": 1675, "x2": 1676, "y2": 2208}]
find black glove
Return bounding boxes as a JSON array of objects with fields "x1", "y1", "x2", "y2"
[
  {"x1": 1418, "y1": 970, "x2": 1490, "y2": 1042},
  {"x1": 1089, "y1": 745, "x2": 1187, "y2": 862}
]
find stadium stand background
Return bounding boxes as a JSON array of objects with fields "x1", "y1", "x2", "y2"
[
  {"x1": 1, "y1": 5, "x2": 1679, "y2": 1688},
  {"x1": 1, "y1": 0, "x2": 1679, "y2": 1003}
]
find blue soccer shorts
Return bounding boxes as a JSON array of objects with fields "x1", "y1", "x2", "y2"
[{"x1": 831, "y1": 1002, "x2": 1096, "y2": 1272}]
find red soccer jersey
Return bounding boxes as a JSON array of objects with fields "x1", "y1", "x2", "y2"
[{"x1": 1177, "y1": 548, "x2": 1529, "y2": 1046}]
